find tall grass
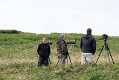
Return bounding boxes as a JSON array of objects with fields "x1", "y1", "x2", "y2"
[{"x1": 0, "y1": 32, "x2": 119, "y2": 80}]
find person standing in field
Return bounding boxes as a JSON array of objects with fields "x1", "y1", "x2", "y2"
[
  {"x1": 37, "y1": 37, "x2": 51, "y2": 66},
  {"x1": 56, "y1": 34, "x2": 68, "y2": 64},
  {"x1": 80, "y1": 28, "x2": 96, "y2": 64}
]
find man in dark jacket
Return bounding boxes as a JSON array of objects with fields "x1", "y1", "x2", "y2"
[
  {"x1": 56, "y1": 34, "x2": 68, "y2": 64},
  {"x1": 37, "y1": 37, "x2": 51, "y2": 66},
  {"x1": 80, "y1": 28, "x2": 96, "y2": 64}
]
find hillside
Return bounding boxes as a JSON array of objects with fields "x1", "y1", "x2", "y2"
[{"x1": 0, "y1": 31, "x2": 119, "y2": 80}]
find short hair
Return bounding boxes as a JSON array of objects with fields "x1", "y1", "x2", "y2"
[{"x1": 42, "y1": 37, "x2": 48, "y2": 43}]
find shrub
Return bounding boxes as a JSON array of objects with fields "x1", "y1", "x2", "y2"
[{"x1": 0, "y1": 30, "x2": 21, "y2": 34}]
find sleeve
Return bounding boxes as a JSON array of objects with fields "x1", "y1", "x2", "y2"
[
  {"x1": 80, "y1": 38, "x2": 83, "y2": 49},
  {"x1": 92, "y1": 38, "x2": 96, "y2": 54},
  {"x1": 48, "y1": 45, "x2": 51, "y2": 56},
  {"x1": 37, "y1": 44, "x2": 41, "y2": 55}
]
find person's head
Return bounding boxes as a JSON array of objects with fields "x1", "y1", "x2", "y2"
[
  {"x1": 87, "y1": 28, "x2": 92, "y2": 35},
  {"x1": 42, "y1": 37, "x2": 49, "y2": 43},
  {"x1": 58, "y1": 34, "x2": 64, "y2": 40}
]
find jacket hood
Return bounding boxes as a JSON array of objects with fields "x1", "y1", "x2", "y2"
[{"x1": 84, "y1": 34, "x2": 92, "y2": 39}]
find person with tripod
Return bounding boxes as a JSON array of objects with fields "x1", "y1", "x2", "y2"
[
  {"x1": 80, "y1": 28, "x2": 96, "y2": 64},
  {"x1": 37, "y1": 37, "x2": 51, "y2": 66},
  {"x1": 56, "y1": 34, "x2": 68, "y2": 64}
]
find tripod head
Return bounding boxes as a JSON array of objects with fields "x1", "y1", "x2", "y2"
[
  {"x1": 102, "y1": 34, "x2": 108, "y2": 47},
  {"x1": 102, "y1": 34, "x2": 108, "y2": 41}
]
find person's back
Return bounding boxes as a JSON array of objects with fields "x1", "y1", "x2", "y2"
[
  {"x1": 80, "y1": 28, "x2": 96, "y2": 64},
  {"x1": 80, "y1": 34, "x2": 96, "y2": 54}
]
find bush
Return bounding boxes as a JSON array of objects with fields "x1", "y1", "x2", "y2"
[{"x1": 0, "y1": 30, "x2": 21, "y2": 34}]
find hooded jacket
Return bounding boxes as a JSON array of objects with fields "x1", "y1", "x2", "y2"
[{"x1": 80, "y1": 34, "x2": 96, "y2": 54}]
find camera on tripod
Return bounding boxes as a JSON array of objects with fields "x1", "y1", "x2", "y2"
[
  {"x1": 96, "y1": 34, "x2": 115, "y2": 64},
  {"x1": 102, "y1": 34, "x2": 108, "y2": 41}
]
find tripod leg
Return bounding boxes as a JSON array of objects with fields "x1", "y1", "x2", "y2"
[
  {"x1": 105, "y1": 48, "x2": 111, "y2": 63},
  {"x1": 96, "y1": 46, "x2": 104, "y2": 64},
  {"x1": 66, "y1": 57, "x2": 68, "y2": 64},
  {"x1": 84, "y1": 56, "x2": 88, "y2": 64},
  {"x1": 107, "y1": 47, "x2": 115, "y2": 64},
  {"x1": 48, "y1": 58, "x2": 52, "y2": 64},
  {"x1": 61, "y1": 56, "x2": 66, "y2": 64},
  {"x1": 67, "y1": 54, "x2": 72, "y2": 65},
  {"x1": 55, "y1": 59, "x2": 60, "y2": 67}
]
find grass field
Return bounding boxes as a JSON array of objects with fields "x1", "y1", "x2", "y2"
[{"x1": 0, "y1": 32, "x2": 119, "y2": 80}]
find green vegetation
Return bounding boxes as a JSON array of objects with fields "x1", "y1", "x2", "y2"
[
  {"x1": 0, "y1": 30, "x2": 119, "y2": 80},
  {"x1": 0, "y1": 63, "x2": 119, "y2": 80}
]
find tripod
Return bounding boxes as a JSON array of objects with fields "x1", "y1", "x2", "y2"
[
  {"x1": 96, "y1": 39, "x2": 115, "y2": 64},
  {"x1": 55, "y1": 52, "x2": 72, "y2": 67}
]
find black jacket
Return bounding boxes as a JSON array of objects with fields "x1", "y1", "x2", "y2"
[
  {"x1": 80, "y1": 35, "x2": 96, "y2": 54},
  {"x1": 37, "y1": 43, "x2": 51, "y2": 57}
]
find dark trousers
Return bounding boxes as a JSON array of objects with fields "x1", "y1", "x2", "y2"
[{"x1": 38, "y1": 56, "x2": 49, "y2": 66}]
